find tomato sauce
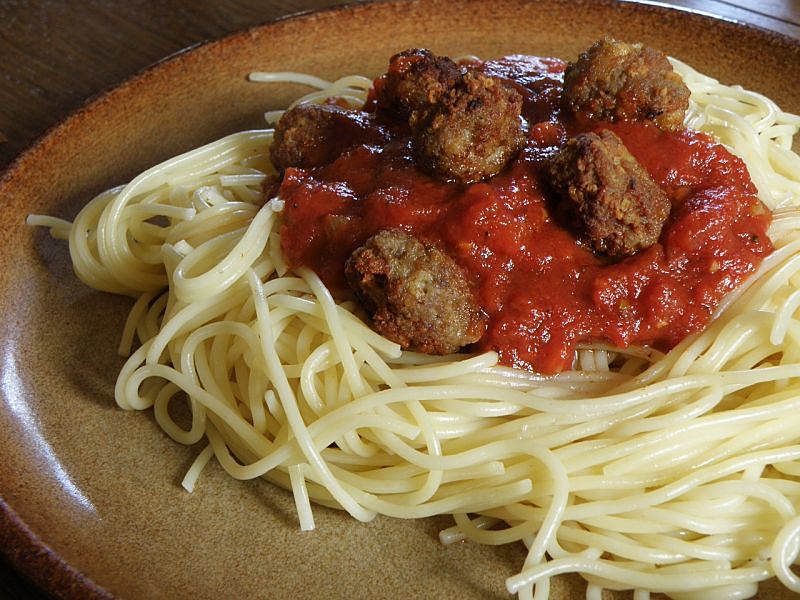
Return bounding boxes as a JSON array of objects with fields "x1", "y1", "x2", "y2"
[{"x1": 278, "y1": 55, "x2": 772, "y2": 374}]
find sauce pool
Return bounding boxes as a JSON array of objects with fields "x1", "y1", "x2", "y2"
[{"x1": 278, "y1": 55, "x2": 772, "y2": 374}]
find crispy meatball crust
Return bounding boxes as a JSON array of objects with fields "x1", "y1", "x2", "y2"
[
  {"x1": 376, "y1": 48, "x2": 462, "y2": 118},
  {"x1": 270, "y1": 103, "x2": 386, "y2": 172},
  {"x1": 345, "y1": 229, "x2": 486, "y2": 354},
  {"x1": 549, "y1": 129, "x2": 671, "y2": 257},
  {"x1": 411, "y1": 71, "x2": 526, "y2": 184},
  {"x1": 563, "y1": 38, "x2": 690, "y2": 131}
]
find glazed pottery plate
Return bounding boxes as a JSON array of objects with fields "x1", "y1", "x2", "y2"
[{"x1": 2, "y1": 1, "x2": 799, "y2": 598}]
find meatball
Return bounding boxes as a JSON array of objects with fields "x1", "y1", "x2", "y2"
[
  {"x1": 562, "y1": 38, "x2": 690, "y2": 131},
  {"x1": 549, "y1": 129, "x2": 671, "y2": 257},
  {"x1": 411, "y1": 71, "x2": 526, "y2": 184},
  {"x1": 270, "y1": 103, "x2": 387, "y2": 172},
  {"x1": 376, "y1": 48, "x2": 462, "y2": 118},
  {"x1": 345, "y1": 229, "x2": 486, "y2": 354}
]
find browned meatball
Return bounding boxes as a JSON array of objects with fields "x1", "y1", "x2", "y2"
[
  {"x1": 345, "y1": 229, "x2": 486, "y2": 354},
  {"x1": 411, "y1": 71, "x2": 526, "y2": 184},
  {"x1": 549, "y1": 129, "x2": 671, "y2": 257},
  {"x1": 376, "y1": 48, "x2": 462, "y2": 118},
  {"x1": 562, "y1": 39, "x2": 690, "y2": 131},
  {"x1": 270, "y1": 103, "x2": 387, "y2": 172}
]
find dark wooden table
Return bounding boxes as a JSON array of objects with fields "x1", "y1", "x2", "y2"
[{"x1": 1, "y1": 0, "x2": 798, "y2": 597}]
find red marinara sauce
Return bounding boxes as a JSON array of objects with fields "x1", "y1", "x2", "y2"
[{"x1": 277, "y1": 55, "x2": 773, "y2": 374}]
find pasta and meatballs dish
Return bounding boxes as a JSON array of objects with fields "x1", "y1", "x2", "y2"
[{"x1": 29, "y1": 38, "x2": 800, "y2": 599}]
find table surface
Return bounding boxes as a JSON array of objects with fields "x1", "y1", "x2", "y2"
[{"x1": 1, "y1": 0, "x2": 799, "y2": 597}]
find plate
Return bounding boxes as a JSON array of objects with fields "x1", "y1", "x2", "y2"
[{"x1": 2, "y1": 1, "x2": 800, "y2": 598}]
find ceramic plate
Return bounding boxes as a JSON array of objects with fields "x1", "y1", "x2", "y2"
[{"x1": 2, "y1": 1, "x2": 799, "y2": 597}]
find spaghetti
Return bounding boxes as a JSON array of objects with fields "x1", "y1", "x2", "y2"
[{"x1": 28, "y1": 54, "x2": 800, "y2": 599}]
